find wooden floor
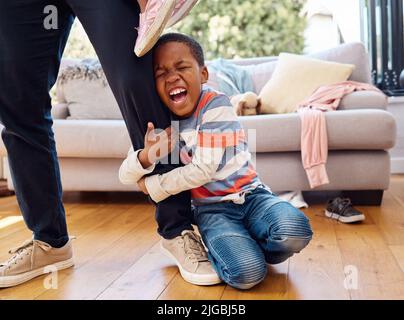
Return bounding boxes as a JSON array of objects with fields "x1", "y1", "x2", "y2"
[{"x1": 1, "y1": 175, "x2": 404, "y2": 300}]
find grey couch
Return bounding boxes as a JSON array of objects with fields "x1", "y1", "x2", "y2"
[{"x1": 0, "y1": 42, "x2": 397, "y2": 205}]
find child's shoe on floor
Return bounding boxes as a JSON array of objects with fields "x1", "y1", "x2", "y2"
[
  {"x1": 160, "y1": 230, "x2": 222, "y2": 285},
  {"x1": 325, "y1": 197, "x2": 365, "y2": 223}
]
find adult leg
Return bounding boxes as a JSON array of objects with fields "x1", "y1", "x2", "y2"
[
  {"x1": 0, "y1": 0, "x2": 75, "y2": 247},
  {"x1": 244, "y1": 188, "x2": 313, "y2": 264},
  {"x1": 194, "y1": 203, "x2": 267, "y2": 290},
  {"x1": 65, "y1": 0, "x2": 193, "y2": 238}
]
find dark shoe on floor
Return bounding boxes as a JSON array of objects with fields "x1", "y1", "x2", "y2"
[{"x1": 325, "y1": 197, "x2": 365, "y2": 223}]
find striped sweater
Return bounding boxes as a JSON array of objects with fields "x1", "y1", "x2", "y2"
[{"x1": 119, "y1": 88, "x2": 265, "y2": 205}]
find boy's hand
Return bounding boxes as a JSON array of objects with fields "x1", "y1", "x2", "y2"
[
  {"x1": 137, "y1": 177, "x2": 148, "y2": 195},
  {"x1": 138, "y1": 122, "x2": 176, "y2": 168}
]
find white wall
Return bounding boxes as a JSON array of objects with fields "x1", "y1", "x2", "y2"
[
  {"x1": 388, "y1": 97, "x2": 404, "y2": 173},
  {"x1": 304, "y1": 0, "x2": 362, "y2": 53}
]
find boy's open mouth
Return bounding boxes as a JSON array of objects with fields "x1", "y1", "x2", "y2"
[{"x1": 169, "y1": 87, "x2": 188, "y2": 104}]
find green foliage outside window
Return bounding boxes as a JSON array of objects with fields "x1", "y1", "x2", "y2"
[
  {"x1": 171, "y1": 0, "x2": 307, "y2": 59},
  {"x1": 63, "y1": 0, "x2": 307, "y2": 60}
]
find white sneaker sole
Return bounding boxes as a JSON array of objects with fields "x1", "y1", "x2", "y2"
[
  {"x1": 325, "y1": 210, "x2": 365, "y2": 223},
  {"x1": 134, "y1": 0, "x2": 176, "y2": 57},
  {"x1": 0, "y1": 258, "x2": 74, "y2": 288},
  {"x1": 160, "y1": 241, "x2": 222, "y2": 286},
  {"x1": 166, "y1": 0, "x2": 199, "y2": 28}
]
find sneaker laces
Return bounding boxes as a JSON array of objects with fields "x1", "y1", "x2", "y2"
[
  {"x1": 182, "y1": 231, "x2": 209, "y2": 263},
  {"x1": 0, "y1": 239, "x2": 51, "y2": 269},
  {"x1": 339, "y1": 198, "x2": 353, "y2": 212}
]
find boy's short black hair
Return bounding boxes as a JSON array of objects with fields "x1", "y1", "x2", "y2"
[{"x1": 154, "y1": 33, "x2": 205, "y2": 66}]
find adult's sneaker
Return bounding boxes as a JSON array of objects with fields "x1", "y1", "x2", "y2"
[
  {"x1": 166, "y1": 0, "x2": 199, "y2": 29},
  {"x1": 325, "y1": 197, "x2": 365, "y2": 223},
  {"x1": 160, "y1": 230, "x2": 222, "y2": 285},
  {"x1": 0, "y1": 238, "x2": 74, "y2": 288},
  {"x1": 134, "y1": 0, "x2": 176, "y2": 57}
]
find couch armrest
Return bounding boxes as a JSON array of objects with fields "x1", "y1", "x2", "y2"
[
  {"x1": 338, "y1": 90, "x2": 388, "y2": 111},
  {"x1": 52, "y1": 103, "x2": 69, "y2": 119}
]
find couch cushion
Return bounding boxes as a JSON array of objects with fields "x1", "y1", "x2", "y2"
[
  {"x1": 237, "y1": 42, "x2": 372, "y2": 93},
  {"x1": 256, "y1": 150, "x2": 390, "y2": 192},
  {"x1": 241, "y1": 109, "x2": 396, "y2": 153},
  {"x1": 1, "y1": 109, "x2": 389, "y2": 159},
  {"x1": 52, "y1": 120, "x2": 132, "y2": 158},
  {"x1": 308, "y1": 42, "x2": 372, "y2": 84},
  {"x1": 339, "y1": 90, "x2": 388, "y2": 110},
  {"x1": 239, "y1": 60, "x2": 278, "y2": 93}
]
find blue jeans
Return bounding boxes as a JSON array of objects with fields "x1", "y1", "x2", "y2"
[{"x1": 194, "y1": 186, "x2": 313, "y2": 290}]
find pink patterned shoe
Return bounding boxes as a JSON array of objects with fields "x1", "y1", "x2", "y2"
[
  {"x1": 134, "y1": 0, "x2": 176, "y2": 57},
  {"x1": 166, "y1": 0, "x2": 199, "y2": 28}
]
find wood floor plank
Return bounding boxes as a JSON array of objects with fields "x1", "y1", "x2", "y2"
[
  {"x1": 35, "y1": 208, "x2": 158, "y2": 300},
  {"x1": 97, "y1": 242, "x2": 178, "y2": 300},
  {"x1": 0, "y1": 196, "x2": 18, "y2": 208},
  {"x1": 221, "y1": 261, "x2": 289, "y2": 300},
  {"x1": 0, "y1": 203, "x2": 136, "y2": 299},
  {"x1": 0, "y1": 203, "x2": 102, "y2": 262},
  {"x1": 365, "y1": 191, "x2": 404, "y2": 246},
  {"x1": 335, "y1": 223, "x2": 404, "y2": 299},
  {"x1": 389, "y1": 245, "x2": 404, "y2": 273},
  {"x1": 157, "y1": 273, "x2": 226, "y2": 300},
  {"x1": 1, "y1": 175, "x2": 404, "y2": 300},
  {"x1": 388, "y1": 175, "x2": 404, "y2": 205},
  {"x1": 286, "y1": 207, "x2": 350, "y2": 300}
]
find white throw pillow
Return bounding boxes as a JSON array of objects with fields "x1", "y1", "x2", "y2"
[{"x1": 259, "y1": 53, "x2": 355, "y2": 114}]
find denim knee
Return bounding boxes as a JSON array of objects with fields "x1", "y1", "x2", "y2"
[
  {"x1": 225, "y1": 259, "x2": 267, "y2": 290},
  {"x1": 270, "y1": 205, "x2": 313, "y2": 242},
  {"x1": 276, "y1": 236, "x2": 312, "y2": 253},
  {"x1": 210, "y1": 235, "x2": 268, "y2": 290},
  {"x1": 264, "y1": 234, "x2": 312, "y2": 265}
]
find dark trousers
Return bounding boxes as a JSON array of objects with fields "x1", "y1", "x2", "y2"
[{"x1": 0, "y1": 0, "x2": 193, "y2": 247}]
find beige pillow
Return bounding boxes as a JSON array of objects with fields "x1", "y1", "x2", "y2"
[{"x1": 259, "y1": 53, "x2": 355, "y2": 114}]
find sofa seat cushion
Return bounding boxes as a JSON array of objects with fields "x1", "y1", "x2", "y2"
[
  {"x1": 241, "y1": 109, "x2": 396, "y2": 153},
  {"x1": 52, "y1": 120, "x2": 132, "y2": 158},
  {"x1": 0, "y1": 109, "x2": 395, "y2": 158}
]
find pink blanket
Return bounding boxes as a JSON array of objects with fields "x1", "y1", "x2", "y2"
[{"x1": 297, "y1": 81, "x2": 383, "y2": 188}]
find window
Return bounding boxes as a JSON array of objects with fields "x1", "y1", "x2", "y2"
[{"x1": 361, "y1": 0, "x2": 404, "y2": 95}]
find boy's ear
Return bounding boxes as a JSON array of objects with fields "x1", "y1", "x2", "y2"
[{"x1": 201, "y1": 66, "x2": 209, "y2": 84}]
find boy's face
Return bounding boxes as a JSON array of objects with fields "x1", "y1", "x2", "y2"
[{"x1": 153, "y1": 42, "x2": 209, "y2": 118}]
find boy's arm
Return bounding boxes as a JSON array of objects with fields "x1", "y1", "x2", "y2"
[
  {"x1": 144, "y1": 142, "x2": 225, "y2": 202},
  {"x1": 119, "y1": 147, "x2": 156, "y2": 185},
  {"x1": 145, "y1": 95, "x2": 243, "y2": 203},
  {"x1": 119, "y1": 122, "x2": 173, "y2": 185}
]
